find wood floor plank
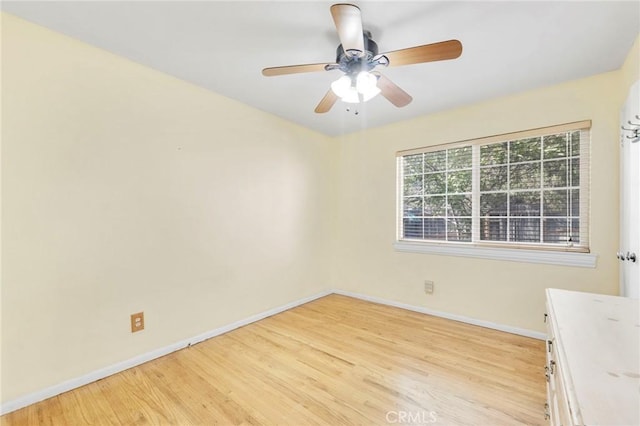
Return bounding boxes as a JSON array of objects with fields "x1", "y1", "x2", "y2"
[
  {"x1": 1, "y1": 294, "x2": 546, "y2": 425},
  {"x1": 60, "y1": 382, "x2": 121, "y2": 426}
]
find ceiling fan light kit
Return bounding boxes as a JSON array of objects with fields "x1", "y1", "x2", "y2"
[
  {"x1": 330, "y1": 72, "x2": 380, "y2": 103},
  {"x1": 262, "y1": 3, "x2": 463, "y2": 114}
]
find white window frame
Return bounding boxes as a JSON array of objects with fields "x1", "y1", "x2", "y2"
[{"x1": 395, "y1": 120, "x2": 597, "y2": 268}]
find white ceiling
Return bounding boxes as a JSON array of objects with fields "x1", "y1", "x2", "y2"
[{"x1": 3, "y1": 1, "x2": 639, "y2": 137}]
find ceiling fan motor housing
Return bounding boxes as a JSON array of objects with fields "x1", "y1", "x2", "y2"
[{"x1": 335, "y1": 31, "x2": 379, "y2": 75}]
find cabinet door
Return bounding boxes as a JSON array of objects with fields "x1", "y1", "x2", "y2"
[{"x1": 620, "y1": 80, "x2": 640, "y2": 298}]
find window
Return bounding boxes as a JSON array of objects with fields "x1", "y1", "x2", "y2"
[{"x1": 396, "y1": 121, "x2": 592, "y2": 263}]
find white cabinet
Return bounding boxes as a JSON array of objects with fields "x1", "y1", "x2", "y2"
[
  {"x1": 619, "y1": 80, "x2": 640, "y2": 298},
  {"x1": 545, "y1": 288, "x2": 640, "y2": 425}
]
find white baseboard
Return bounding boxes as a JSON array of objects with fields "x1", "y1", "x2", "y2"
[
  {"x1": 331, "y1": 289, "x2": 546, "y2": 341},
  {"x1": 0, "y1": 290, "x2": 332, "y2": 416},
  {"x1": 1, "y1": 287, "x2": 544, "y2": 415}
]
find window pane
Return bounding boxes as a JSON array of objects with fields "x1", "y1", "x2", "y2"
[
  {"x1": 570, "y1": 131, "x2": 580, "y2": 157},
  {"x1": 510, "y1": 191, "x2": 540, "y2": 216},
  {"x1": 570, "y1": 218, "x2": 580, "y2": 243},
  {"x1": 543, "y1": 159, "x2": 568, "y2": 188},
  {"x1": 404, "y1": 175, "x2": 423, "y2": 196},
  {"x1": 448, "y1": 170, "x2": 472, "y2": 193},
  {"x1": 481, "y1": 142, "x2": 508, "y2": 166},
  {"x1": 424, "y1": 195, "x2": 446, "y2": 216},
  {"x1": 543, "y1": 218, "x2": 569, "y2": 243},
  {"x1": 480, "y1": 218, "x2": 507, "y2": 241},
  {"x1": 543, "y1": 134, "x2": 567, "y2": 159},
  {"x1": 425, "y1": 173, "x2": 446, "y2": 194},
  {"x1": 570, "y1": 189, "x2": 579, "y2": 216},
  {"x1": 544, "y1": 190, "x2": 568, "y2": 216},
  {"x1": 403, "y1": 197, "x2": 422, "y2": 216},
  {"x1": 510, "y1": 163, "x2": 540, "y2": 190},
  {"x1": 403, "y1": 218, "x2": 423, "y2": 239},
  {"x1": 448, "y1": 194, "x2": 472, "y2": 217},
  {"x1": 481, "y1": 193, "x2": 507, "y2": 216},
  {"x1": 480, "y1": 166, "x2": 508, "y2": 191},
  {"x1": 448, "y1": 146, "x2": 472, "y2": 170},
  {"x1": 424, "y1": 151, "x2": 446, "y2": 172},
  {"x1": 510, "y1": 138, "x2": 541, "y2": 163},
  {"x1": 570, "y1": 157, "x2": 580, "y2": 187},
  {"x1": 448, "y1": 218, "x2": 471, "y2": 242},
  {"x1": 403, "y1": 154, "x2": 423, "y2": 175},
  {"x1": 510, "y1": 218, "x2": 541, "y2": 242},
  {"x1": 424, "y1": 218, "x2": 446, "y2": 240}
]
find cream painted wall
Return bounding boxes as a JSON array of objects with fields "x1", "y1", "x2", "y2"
[
  {"x1": 1, "y1": 13, "x2": 337, "y2": 403},
  {"x1": 333, "y1": 71, "x2": 623, "y2": 333},
  {"x1": 620, "y1": 34, "x2": 639, "y2": 97}
]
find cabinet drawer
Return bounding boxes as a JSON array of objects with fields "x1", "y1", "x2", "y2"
[
  {"x1": 544, "y1": 306, "x2": 575, "y2": 426},
  {"x1": 551, "y1": 354, "x2": 573, "y2": 425}
]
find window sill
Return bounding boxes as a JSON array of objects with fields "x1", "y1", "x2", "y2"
[{"x1": 394, "y1": 241, "x2": 598, "y2": 268}]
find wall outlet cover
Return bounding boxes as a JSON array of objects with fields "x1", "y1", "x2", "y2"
[{"x1": 130, "y1": 312, "x2": 145, "y2": 333}]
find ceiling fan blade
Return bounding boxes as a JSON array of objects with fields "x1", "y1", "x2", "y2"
[
  {"x1": 374, "y1": 73, "x2": 412, "y2": 107},
  {"x1": 262, "y1": 63, "x2": 333, "y2": 77},
  {"x1": 330, "y1": 3, "x2": 364, "y2": 57},
  {"x1": 315, "y1": 89, "x2": 339, "y2": 113},
  {"x1": 382, "y1": 40, "x2": 462, "y2": 67}
]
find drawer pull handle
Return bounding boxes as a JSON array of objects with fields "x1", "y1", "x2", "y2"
[
  {"x1": 544, "y1": 402, "x2": 550, "y2": 420},
  {"x1": 549, "y1": 360, "x2": 555, "y2": 375},
  {"x1": 547, "y1": 339, "x2": 553, "y2": 353},
  {"x1": 544, "y1": 313, "x2": 548, "y2": 323}
]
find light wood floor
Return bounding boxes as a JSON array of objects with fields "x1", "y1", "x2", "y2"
[{"x1": 1, "y1": 295, "x2": 547, "y2": 425}]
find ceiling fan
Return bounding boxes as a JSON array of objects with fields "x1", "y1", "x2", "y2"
[{"x1": 262, "y1": 3, "x2": 463, "y2": 113}]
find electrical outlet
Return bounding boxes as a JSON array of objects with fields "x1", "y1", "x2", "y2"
[
  {"x1": 424, "y1": 280, "x2": 434, "y2": 294},
  {"x1": 130, "y1": 312, "x2": 144, "y2": 333}
]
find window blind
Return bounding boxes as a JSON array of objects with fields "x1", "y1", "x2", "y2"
[{"x1": 396, "y1": 120, "x2": 591, "y2": 252}]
